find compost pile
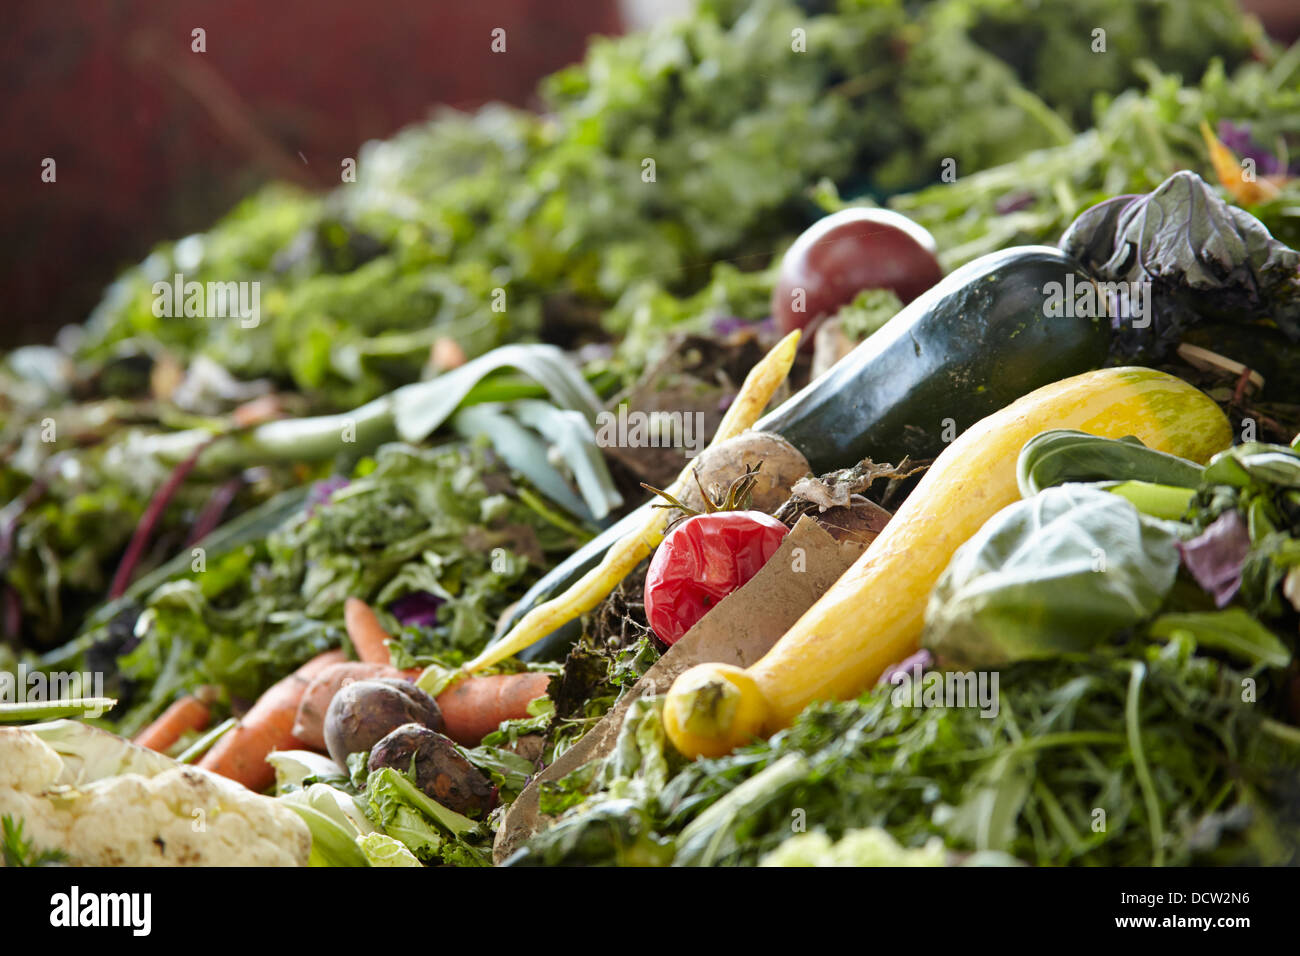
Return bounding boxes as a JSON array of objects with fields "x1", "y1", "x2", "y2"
[{"x1": 3, "y1": 0, "x2": 1300, "y2": 869}]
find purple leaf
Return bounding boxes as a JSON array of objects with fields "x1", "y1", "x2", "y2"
[
  {"x1": 995, "y1": 192, "x2": 1035, "y2": 215},
  {"x1": 878, "y1": 649, "x2": 932, "y2": 686},
  {"x1": 1217, "y1": 121, "x2": 1287, "y2": 178},
  {"x1": 1177, "y1": 510, "x2": 1252, "y2": 608},
  {"x1": 711, "y1": 315, "x2": 753, "y2": 337},
  {"x1": 711, "y1": 315, "x2": 776, "y2": 337},
  {"x1": 388, "y1": 591, "x2": 443, "y2": 628},
  {"x1": 306, "y1": 475, "x2": 350, "y2": 516}
]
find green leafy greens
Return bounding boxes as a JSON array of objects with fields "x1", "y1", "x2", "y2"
[
  {"x1": 60, "y1": 442, "x2": 587, "y2": 736},
  {"x1": 511, "y1": 638, "x2": 1300, "y2": 867}
]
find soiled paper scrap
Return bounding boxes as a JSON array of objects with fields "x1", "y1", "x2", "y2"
[{"x1": 494, "y1": 515, "x2": 867, "y2": 862}]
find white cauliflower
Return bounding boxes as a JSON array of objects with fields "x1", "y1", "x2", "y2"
[
  {"x1": 0, "y1": 725, "x2": 310, "y2": 867},
  {"x1": 0, "y1": 728, "x2": 63, "y2": 791}
]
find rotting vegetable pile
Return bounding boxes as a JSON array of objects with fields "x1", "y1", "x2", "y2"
[{"x1": 4, "y1": 0, "x2": 1300, "y2": 868}]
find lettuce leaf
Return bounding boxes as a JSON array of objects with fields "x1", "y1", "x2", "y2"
[{"x1": 923, "y1": 485, "x2": 1180, "y2": 668}]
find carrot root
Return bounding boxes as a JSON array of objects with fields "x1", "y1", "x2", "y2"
[
  {"x1": 198, "y1": 648, "x2": 345, "y2": 791},
  {"x1": 133, "y1": 696, "x2": 211, "y2": 753},
  {"x1": 436, "y1": 672, "x2": 552, "y2": 746},
  {"x1": 344, "y1": 597, "x2": 394, "y2": 665}
]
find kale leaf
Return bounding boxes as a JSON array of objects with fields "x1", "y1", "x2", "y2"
[{"x1": 1060, "y1": 170, "x2": 1300, "y2": 360}]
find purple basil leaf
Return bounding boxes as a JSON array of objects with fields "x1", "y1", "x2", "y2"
[
  {"x1": 711, "y1": 316, "x2": 752, "y2": 336},
  {"x1": 1177, "y1": 510, "x2": 1252, "y2": 608},
  {"x1": 1217, "y1": 121, "x2": 1285, "y2": 178}
]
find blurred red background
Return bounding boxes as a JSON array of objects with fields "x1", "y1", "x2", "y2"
[
  {"x1": 0, "y1": 0, "x2": 624, "y2": 347},
  {"x1": 3, "y1": 1, "x2": 1296, "y2": 351}
]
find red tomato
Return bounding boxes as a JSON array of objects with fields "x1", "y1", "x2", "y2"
[
  {"x1": 771, "y1": 207, "x2": 943, "y2": 337},
  {"x1": 644, "y1": 511, "x2": 790, "y2": 645}
]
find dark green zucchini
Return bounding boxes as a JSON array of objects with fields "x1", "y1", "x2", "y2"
[{"x1": 492, "y1": 245, "x2": 1110, "y2": 660}]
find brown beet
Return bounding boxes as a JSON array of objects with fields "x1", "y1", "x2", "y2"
[
  {"x1": 323, "y1": 678, "x2": 443, "y2": 767},
  {"x1": 368, "y1": 724, "x2": 497, "y2": 818}
]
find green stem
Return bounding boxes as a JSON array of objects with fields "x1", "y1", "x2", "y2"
[
  {"x1": 1126, "y1": 662, "x2": 1166, "y2": 867},
  {"x1": 1103, "y1": 480, "x2": 1195, "y2": 521},
  {"x1": 929, "y1": 731, "x2": 1125, "y2": 764},
  {"x1": 1005, "y1": 85, "x2": 1076, "y2": 147},
  {"x1": 516, "y1": 487, "x2": 594, "y2": 543},
  {"x1": 0, "y1": 698, "x2": 118, "y2": 723},
  {"x1": 177, "y1": 716, "x2": 238, "y2": 764}
]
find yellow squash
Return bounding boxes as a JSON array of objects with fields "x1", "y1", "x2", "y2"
[{"x1": 663, "y1": 366, "x2": 1233, "y2": 758}]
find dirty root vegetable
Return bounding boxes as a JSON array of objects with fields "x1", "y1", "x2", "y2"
[
  {"x1": 368, "y1": 724, "x2": 497, "y2": 818},
  {"x1": 324, "y1": 678, "x2": 443, "y2": 768},
  {"x1": 684, "y1": 431, "x2": 810, "y2": 514},
  {"x1": 292, "y1": 661, "x2": 403, "y2": 751},
  {"x1": 663, "y1": 367, "x2": 1233, "y2": 758},
  {"x1": 772, "y1": 208, "x2": 942, "y2": 336},
  {"x1": 645, "y1": 512, "x2": 790, "y2": 645}
]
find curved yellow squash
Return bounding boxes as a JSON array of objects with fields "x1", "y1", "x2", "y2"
[{"x1": 664, "y1": 367, "x2": 1232, "y2": 758}]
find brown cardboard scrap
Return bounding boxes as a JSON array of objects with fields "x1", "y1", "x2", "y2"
[{"x1": 493, "y1": 515, "x2": 866, "y2": 862}]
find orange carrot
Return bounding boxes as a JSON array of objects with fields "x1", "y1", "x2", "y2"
[
  {"x1": 292, "y1": 661, "x2": 402, "y2": 751},
  {"x1": 198, "y1": 648, "x2": 345, "y2": 791},
  {"x1": 435, "y1": 672, "x2": 552, "y2": 746},
  {"x1": 344, "y1": 597, "x2": 393, "y2": 665},
  {"x1": 133, "y1": 696, "x2": 211, "y2": 753}
]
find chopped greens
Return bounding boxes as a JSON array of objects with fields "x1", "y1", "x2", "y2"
[
  {"x1": 512, "y1": 638, "x2": 1300, "y2": 866},
  {"x1": 59, "y1": 442, "x2": 588, "y2": 736}
]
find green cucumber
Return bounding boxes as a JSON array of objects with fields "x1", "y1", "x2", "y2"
[
  {"x1": 766, "y1": 245, "x2": 1110, "y2": 471},
  {"x1": 492, "y1": 245, "x2": 1110, "y2": 660}
]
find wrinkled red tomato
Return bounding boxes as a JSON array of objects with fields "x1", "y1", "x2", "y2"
[{"x1": 644, "y1": 511, "x2": 790, "y2": 645}]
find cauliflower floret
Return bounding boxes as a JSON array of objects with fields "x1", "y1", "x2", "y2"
[
  {"x1": 0, "y1": 787, "x2": 70, "y2": 859},
  {"x1": 0, "y1": 728, "x2": 63, "y2": 792},
  {"x1": 65, "y1": 767, "x2": 311, "y2": 866},
  {"x1": 1, "y1": 728, "x2": 311, "y2": 867}
]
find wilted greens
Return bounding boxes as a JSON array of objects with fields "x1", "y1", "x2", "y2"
[
  {"x1": 1017, "y1": 430, "x2": 1204, "y2": 498},
  {"x1": 510, "y1": 637, "x2": 1300, "y2": 867},
  {"x1": 1190, "y1": 442, "x2": 1300, "y2": 619},
  {"x1": 891, "y1": 52, "x2": 1300, "y2": 269},
  {"x1": 362, "y1": 767, "x2": 492, "y2": 867},
  {"x1": 52, "y1": 442, "x2": 587, "y2": 736},
  {"x1": 1060, "y1": 171, "x2": 1300, "y2": 360}
]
